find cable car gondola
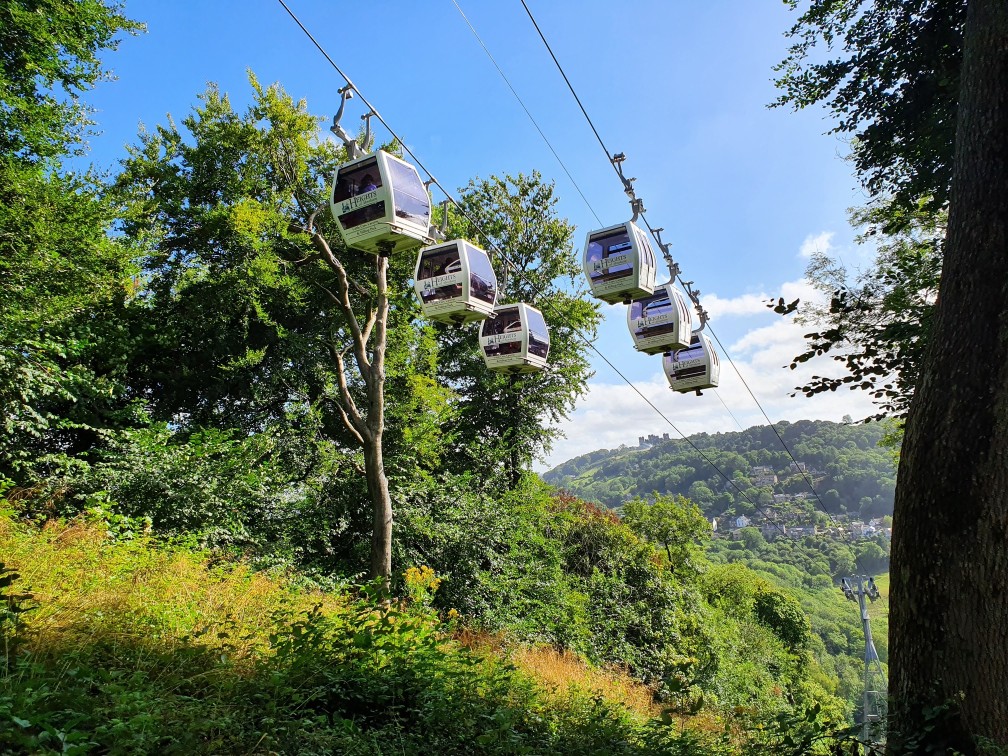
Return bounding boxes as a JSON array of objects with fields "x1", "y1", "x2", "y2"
[
  {"x1": 627, "y1": 283, "x2": 694, "y2": 355},
  {"x1": 582, "y1": 221, "x2": 657, "y2": 304},
  {"x1": 413, "y1": 240, "x2": 497, "y2": 325},
  {"x1": 330, "y1": 150, "x2": 432, "y2": 255},
  {"x1": 479, "y1": 303, "x2": 549, "y2": 373},
  {"x1": 663, "y1": 331, "x2": 720, "y2": 393}
]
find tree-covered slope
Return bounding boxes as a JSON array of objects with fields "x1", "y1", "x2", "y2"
[{"x1": 543, "y1": 420, "x2": 896, "y2": 520}]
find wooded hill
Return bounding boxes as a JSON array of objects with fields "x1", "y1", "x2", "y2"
[{"x1": 543, "y1": 420, "x2": 897, "y2": 520}]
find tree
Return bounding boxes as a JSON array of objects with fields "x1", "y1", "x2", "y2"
[
  {"x1": 889, "y1": 0, "x2": 1008, "y2": 747},
  {"x1": 0, "y1": 0, "x2": 142, "y2": 161},
  {"x1": 620, "y1": 493, "x2": 711, "y2": 575},
  {"x1": 0, "y1": 0, "x2": 142, "y2": 489},
  {"x1": 116, "y1": 78, "x2": 430, "y2": 581},
  {"x1": 116, "y1": 80, "x2": 599, "y2": 583},
  {"x1": 785, "y1": 200, "x2": 944, "y2": 418},
  {"x1": 753, "y1": 588, "x2": 812, "y2": 653},
  {"x1": 737, "y1": 526, "x2": 767, "y2": 552},
  {"x1": 777, "y1": 0, "x2": 1008, "y2": 746},
  {"x1": 434, "y1": 172, "x2": 600, "y2": 487},
  {"x1": 773, "y1": 0, "x2": 964, "y2": 418},
  {"x1": 773, "y1": 0, "x2": 965, "y2": 218}
]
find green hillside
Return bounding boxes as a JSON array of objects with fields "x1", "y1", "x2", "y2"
[{"x1": 544, "y1": 420, "x2": 897, "y2": 521}]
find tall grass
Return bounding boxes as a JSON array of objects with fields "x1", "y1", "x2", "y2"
[{"x1": 0, "y1": 515, "x2": 751, "y2": 755}]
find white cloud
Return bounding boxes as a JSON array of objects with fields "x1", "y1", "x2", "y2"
[
  {"x1": 703, "y1": 292, "x2": 768, "y2": 318},
  {"x1": 800, "y1": 231, "x2": 835, "y2": 259},
  {"x1": 703, "y1": 279, "x2": 817, "y2": 320},
  {"x1": 537, "y1": 294, "x2": 877, "y2": 472}
]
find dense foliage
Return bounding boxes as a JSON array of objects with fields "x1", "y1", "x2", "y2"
[
  {"x1": 772, "y1": 0, "x2": 964, "y2": 417},
  {"x1": 788, "y1": 200, "x2": 944, "y2": 418},
  {"x1": 0, "y1": 0, "x2": 142, "y2": 491},
  {"x1": 544, "y1": 420, "x2": 896, "y2": 519},
  {"x1": 707, "y1": 538, "x2": 889, "y2": 708},
  {"x1": 0, "y1": 500, "x2": 854, "y2": 754}
]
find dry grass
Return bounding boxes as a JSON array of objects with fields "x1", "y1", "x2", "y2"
[
  {"x1": 0, "y1": 515, "x2": 726, "y2": 737},
  {"x1": 511, "y1": 645, "x2": 662, "y2": 719},
  {"x1": 0, "y1": 516, "x2": 345, "y2": 665},
  {"x1": 455, "y1": 628, "x2": 662, "y2": 719}
]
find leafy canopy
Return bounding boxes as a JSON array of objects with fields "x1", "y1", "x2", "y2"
[
  {"x1": 773, "y1": 0, "x2": 965, "y2": 216},
  {"x1": 788, "y1": 199, "x2": 943, "y2": 418},
  {"x1": 0, "y1": 0, "x2": 142, "y2": 488},
  {"x1": 0, "y1": 0, "x2": 143, "y2": 161}
]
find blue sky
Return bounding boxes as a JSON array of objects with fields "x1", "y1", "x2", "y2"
[{"x1": 83, "y1": 0, "x2": 881, "y2": 468}]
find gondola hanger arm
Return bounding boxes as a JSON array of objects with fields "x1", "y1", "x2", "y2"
[
  {"x1": 651, "y1": 227, "x2": 681, "y2": 280},
  {"x1": 611, "y1": 152, "x2": 637, "y2": 198},
  {"x1": 330, "y1": 85, "x2": 366, "y2": 160},
  {"x1": 682, "y1": 279, "x2": 710, "y2": 331},
  {"x1": 630, "y1": 197, "x2": 645, "y2": 223},
  {"x1": 427, "y1": 198, "x2": 450, "y2": 243},
  {"x1": 360, "y1": 109, "x2": 376, "y2": 153}
]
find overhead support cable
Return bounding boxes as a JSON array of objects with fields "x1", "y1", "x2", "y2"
[
  {"x1": 274, "y1": 0, "x2": 791, "y2": 533},
  {"x1": 448, "y1": 0, "x2": 603, "y2": 228},
  {"x1": 514, "y1": 0, "x2": 865, "y2": 558}
]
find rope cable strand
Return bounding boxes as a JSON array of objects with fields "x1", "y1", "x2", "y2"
[{"x1": 514, "y1": 0, "x2": 867, "y2": 565}]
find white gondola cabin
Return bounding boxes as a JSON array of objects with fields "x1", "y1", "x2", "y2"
[
  {"x1": 413, "y1": 240, "x2": 497, "y2": 325},
  {"x1": 330, "y1": 150, "x2": 432, "y2": 255},
  {"x1": 626, "y1": 283, "x2": 695, "y2": 355},
  {"x1": 582, "y1": 221, "x2": 657, "y2": 304},
  {"x1": 479, "y1": 303, "x2": 549, "y2": 373},
  {"x1": 663, "y1": 331, "x2": 720, "y2": 393}
]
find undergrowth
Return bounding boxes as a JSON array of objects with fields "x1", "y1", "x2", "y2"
[{"x1": 0, "y1": 515, "x2": 842, "y2": 754}]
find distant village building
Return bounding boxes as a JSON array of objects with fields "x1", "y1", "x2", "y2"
[
  {"x1": 787, "y1": 525, "x2": 818, "y2": 538},
  {"x1": 760, "y1": 523, "x2": 782, "y2": 540},
  {"x1": 788, "y1": 461, "x2": 809, "y2": 473},
  {"x1": 749, "y1": 465, "x2": 778, "y2": 487},
  {"x1": 734, "y1": 515, "x2": 751, "y2": 529}
]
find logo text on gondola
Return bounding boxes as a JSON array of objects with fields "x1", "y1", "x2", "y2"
[
  {"x1": 592, "y1": 254, "x2": 629, "y2": 271},
  {"x1": 486, "y1": 333, "x2": 521, "y2": 345},
  {"x1": 638, "y1": 314, "x2": 671, "y2": 328},
  {"x1": 422, "y1": 273, "x2": 462, "y2": 289},
  {"x1": 340, "y1": 190, "x2": 379, "y2": 213}
]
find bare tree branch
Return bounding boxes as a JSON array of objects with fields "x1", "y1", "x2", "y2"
[
  {"x1": 330, "y1": 393, "x2": 365, "y2": 446},
  {"x1": 328, "y1": 340, "x2": 367, "y2": 441},
  {"x1": 367, "y1": 255, "x2": 389, "y2": 438},
  {"x1": 361, "y1": 304, "x2": 378, "y2": 345}
]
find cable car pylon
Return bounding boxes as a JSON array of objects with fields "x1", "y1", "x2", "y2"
[{"x1": 841, "y1": 576, "x2": 888, "y2": 753}]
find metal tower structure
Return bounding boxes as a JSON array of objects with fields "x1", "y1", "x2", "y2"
[{"x1": 841, "y1": 576, "x2": 888, "y2": 752}]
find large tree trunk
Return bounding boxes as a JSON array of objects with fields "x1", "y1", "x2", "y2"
[{"x1": 889, "y1": 0, "x2": 1008, "y2": 748}]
